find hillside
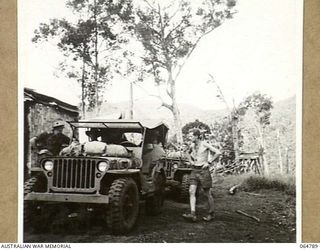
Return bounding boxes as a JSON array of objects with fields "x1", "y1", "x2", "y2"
[{"x1": 88, "y1": 99, "x2": 228, "y2": 129}]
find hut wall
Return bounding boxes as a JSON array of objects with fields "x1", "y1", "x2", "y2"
[
  {"x1": 24, "y1": 100, "x2": 78, "y2": 179},
  {"x1": 27, "y1": 102, "x2": 76, "y2": 138}
]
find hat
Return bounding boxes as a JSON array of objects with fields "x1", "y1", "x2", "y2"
[{"x1": 53, "y1": 120, "x2": 64, "y2": 128}]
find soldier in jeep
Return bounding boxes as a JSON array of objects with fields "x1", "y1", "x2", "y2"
[{"x1": 31, "y1": 120, "x2": 70, "y2": 156}]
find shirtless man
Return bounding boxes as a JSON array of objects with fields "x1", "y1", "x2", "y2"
[{"x1": 182, "y1": 128, "x2": 221, "y2": 222}]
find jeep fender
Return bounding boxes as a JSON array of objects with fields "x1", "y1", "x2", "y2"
[
  {"x1": 173, "y1": 169, "x2": 192, "y2": 181},
  {"x1": 100, "y1": 170, "x2": 141, "y2": 194}
]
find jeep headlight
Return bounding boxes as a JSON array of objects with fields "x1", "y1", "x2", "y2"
[
  {"x1": 98, "y1": 161, "x2": 109, "y2": 172},
  {"x1": 43, "y1": 160, "x2": 54, "y2": 171},
  {"x1": 173, "y1": 163, "x2": 178, "y2": 169}
]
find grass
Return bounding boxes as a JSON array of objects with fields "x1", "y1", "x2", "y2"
[{"x1": 240, "y1": 174, "x2": 296, "y2": 196}]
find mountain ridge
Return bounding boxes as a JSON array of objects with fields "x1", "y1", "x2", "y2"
[{"x1": 89, "y1": 95, "x2": 296, "y2": 130}]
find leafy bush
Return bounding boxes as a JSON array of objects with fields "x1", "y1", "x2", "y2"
[{"x1": 241, "y1": 174, "x2": 295, "y2": 196}]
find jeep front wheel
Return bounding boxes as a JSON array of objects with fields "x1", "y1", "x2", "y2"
[
  {"x1": 24, "y1": 176, "x2": 47, "y2": 233},
  {"x1": 107, "y1": 178, "x2": 139, "y2": 235}
]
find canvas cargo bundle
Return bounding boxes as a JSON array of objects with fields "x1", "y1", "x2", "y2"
[
  {"x1": 83, "y1": 141, "x2": 130, "y2": 157},
  {"x1": 83, "y1": 141, "x2": 107, "y2": 155},
  {"x1": 104, "y1": 144, "x2": 131, "y2": 157}
]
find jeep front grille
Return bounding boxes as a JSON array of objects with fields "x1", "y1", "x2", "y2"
[
  {"x1": 164, "y1": 160, "x2": 173, "y2": 177},
  {"x1": 51, "y1": 159, "x2": 97, "y2": 193}
]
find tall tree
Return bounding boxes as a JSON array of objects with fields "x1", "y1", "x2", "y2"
[
  {"x1": 133, "y1": 0, "x2": 236, "y2": 142},
  {"x1": 113, "y1": 49, "x2": 147, "y2": 119},
  {"x1": 32, "y1": 0, "x2": 133, "y2": 116},
  {"x1": 237, "y1": 93, "x2": 273, "y2": 175}
]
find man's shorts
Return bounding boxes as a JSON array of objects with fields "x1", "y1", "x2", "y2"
[{"x1": 189, "y1": 168, "x2": 212, "y2": 189}]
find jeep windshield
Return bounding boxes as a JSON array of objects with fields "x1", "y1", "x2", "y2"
[
  {"x1": 68, "y1": 119, "x2": 169, "y2": 147},
  {"x1": 68, "y1": 120, "x2": 144, "y2": 146}
]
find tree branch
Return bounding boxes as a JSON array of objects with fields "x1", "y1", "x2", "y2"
[
  {"x1": 136, "y1": 12, "x2": 162, "y2": 38},
  {"x1": 135, "y1": 83, "x2": 173, "y2": 111},
  {"x1": 165, "y1": 8, "x2": 191, "y2": 41},
  {"x1": 143, "y1": 0, "x2": 157, "y2": 12},
  {"x1": 166, "y1": 0, "x2": 183, "y2": 23},
  {"x1": 173, "y1": 26, "x2": 216, "y2": 81}
]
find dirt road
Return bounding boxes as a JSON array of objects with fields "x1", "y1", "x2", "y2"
[{"x1": 24, "y1": 180, "x2": 296, "y2": 243}]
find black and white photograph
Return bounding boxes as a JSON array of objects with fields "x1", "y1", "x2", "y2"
[{"x1": 19, "y1": 0, "x2": 302, "y2": 243}]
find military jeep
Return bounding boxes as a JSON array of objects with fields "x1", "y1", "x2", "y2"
[
  {"x1": 162, "y1": 151, "x2": 192, "y2": 202},
  {"x1": 24, "y1": 119, "x2": 168, "y2": 234}
]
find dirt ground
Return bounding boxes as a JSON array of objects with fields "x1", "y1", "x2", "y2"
[{"x1": 24, "y1": 177, "x2": 296, "y2": 243}]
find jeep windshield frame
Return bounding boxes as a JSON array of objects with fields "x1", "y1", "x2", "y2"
[
  {"x1": 68, "y1": 119, "x2": 169, "y2": 146},
  {"x1": 68, "y1": 120, "x2": 144, "y2": 131}
]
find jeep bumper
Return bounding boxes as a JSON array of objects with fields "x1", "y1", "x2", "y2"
[{"x1": 24, "y1": 192, "x2": 109, "y2": 204}]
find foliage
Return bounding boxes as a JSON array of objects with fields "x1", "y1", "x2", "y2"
[
  {"x1": 241, "y1": 174, "x2": 295, "y2": 196},
  {"x1": 132, "y1": 0, "x2": 237, "y2": 142},
  {"x1": 235, "y1": 93, "x2": 274, "y2": 175},
  {"x1": 32, "y1": 0, "x2": 134, "y2": 112},
  {"x1": 237, "y1": 96, "x2": 295, "y2": 175},
  {"x1": 237, "y1": 92, "x2": 273, "y2": 127},
  {"x1": 237, "y1": 93, "x2": 273, "y2": 151},
  {"x1": 210, "y1": 117, "x2": 240, "y2": 161},
  {"x1": 182, "y1": 119, "x2": 210, "y2": 137}
]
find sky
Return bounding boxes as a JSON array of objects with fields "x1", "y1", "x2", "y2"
[{"x1": 18, "y1": 0, "x2": 303, "y2": 110}]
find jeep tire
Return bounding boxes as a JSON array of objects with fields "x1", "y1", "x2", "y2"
[
  {"x1": 108, "y1": 178, "x2": 139, "y2": 235},
  {"x1": 24, "y1": 176, "x2": 47, "y2": 233},
  {"x1": 180, "y1": 173, "x2": 190, "y2": 203}
]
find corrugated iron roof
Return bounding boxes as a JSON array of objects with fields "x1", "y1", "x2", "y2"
[{"x1": 24, "y1": 88, "x2": 79, "y2": 115}]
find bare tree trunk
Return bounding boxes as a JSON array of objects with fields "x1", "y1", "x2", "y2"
[
  {"x1": 129, "y1": 82, "x2": 133, "y2": 119},
  {"x1": 276, "y1": 129, "x2": 283, "y2": 174},
  {"x1": 169, "y1": 72, "x2": 183, "y2": 143},
  {"x1": 81, "y1": 51, "x2": 86, "y2": 119},
  {"x1": 94, "y1": 0, "x2": 99, "y2": 116},
  {"x1": 172, "y1": 100, "x2": 183, "y2": 143}
]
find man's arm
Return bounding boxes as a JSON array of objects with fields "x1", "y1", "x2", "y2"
[
  {"x1": 186, "y1": 143, "x2": 195, "y2": 165},
  {"x1": 61, "y1": 134, "x2": 71, "y2": 148},
  {"x1": 204, "y1": 142, "x2": 221, "y2": 163}
]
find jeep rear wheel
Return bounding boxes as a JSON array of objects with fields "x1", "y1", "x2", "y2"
[
  {"x1": 108, "y1": 178, "x2": 139, "y2": 235},
  {"x1": 180, "y1": 174, "x2": 190, "y2": 203}
]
